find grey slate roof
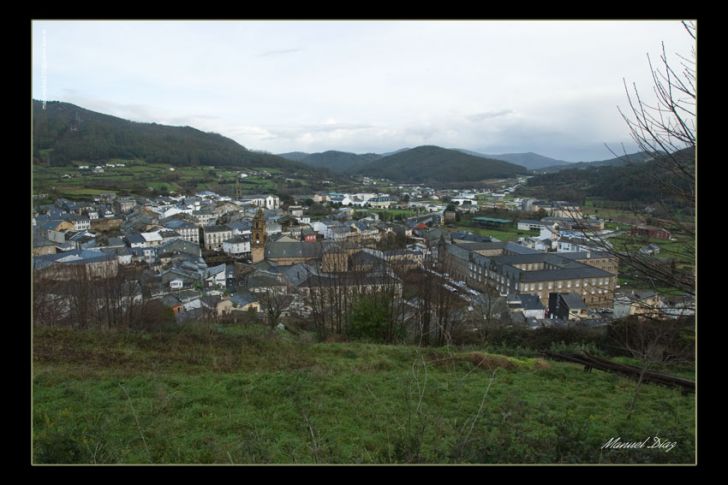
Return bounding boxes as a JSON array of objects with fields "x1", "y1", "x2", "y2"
[
  {"x1": 519, "y1": 294, "x2": 545, "y2": 310},
  {"x1": 265, "y1": 241, "x2": 323, "y2": 260},
  {"x1": 560, "y1": 293, "x2": 587, "y2": 309}
]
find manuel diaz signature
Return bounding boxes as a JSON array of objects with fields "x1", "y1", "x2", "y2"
[{"x1": 601, "y1": 436, "x2": 677, "y2": 453}]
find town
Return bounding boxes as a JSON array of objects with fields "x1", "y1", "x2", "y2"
[
  {"x1": 30, "y1": 19, "x2": 698, "y2": 466},
  {"x1": 32, "y1": 171, "x2": 694, "y2": 337}
]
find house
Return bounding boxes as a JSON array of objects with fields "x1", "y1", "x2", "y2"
[
  {"x1": 639, "y1": 243, "x2": 661, "y2": 256},
  {"x1": 517, "y1": 220, "x2": 544, "y2": 231},
  {"x1": 205, "y1": 263, "x2": 228, "y2": 288},
  {"x1": 548, "y1": 292, "x2": 588, "y2": 320},
  {"x1": 222, "y1": 235, "x2": 251, "y2": 256},
  {"x1": 230, "y1": 291, "x2": 261, "y2": 313},
  {"x1": 201, "y1": 225, "x2": 234, "y2": 251},
  {"x1": 191, "y1": 209, "x2": 217, "y2": 227},
  {"x1": 201, "y1": 294, "x2": 234, "y2": 317},
  {"x1": 113, "y1": 197, "x2": 137, "y2": 214},
  {"x1": 101, "y1": 246, "x2": 133, "y2": 265},
  {"x1": 368, "y1": 196, "x2": 395, "y2": 209},
  {"x1": 300, "y1": 227, "x2": 318, "y2": 243},
  {"x1": 125, "y1": 233, "x2": 147, "y2": 248},
  {"x1": 630, "y1": 225, "x2": 672, "y2": 240},
  {"x1": 245, "y1": 194, "x2": 280, "y2": 210},
  {"x1": 65, "y1": 214, "x2": 91, "y2": 231},
  {"x1": 518, "y1": 294, "x2": 546, "y2": 319},
  {"x1": 157, "y1": 239, "x2": 203, "y2": 265},
  {"x1": 161, "y1": 218, "x2": 200, "y2": 244},
  {"x1": 613, "y1": 290, "x2": 663, "y2": 319},
  {"x1": 227, "y1": 220, "x2": 252, "y2": 236},
  {"x1": 140, "y1": 231, "x2": 164, "y2": 247}
]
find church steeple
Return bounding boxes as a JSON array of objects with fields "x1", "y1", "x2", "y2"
[{"x1": 251, "y1": 208, "x2": 267, "y2": 263}]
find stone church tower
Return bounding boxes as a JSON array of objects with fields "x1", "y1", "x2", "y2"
[{"x1": 251, "y1": 208, "x2": 267, "y2": 263}]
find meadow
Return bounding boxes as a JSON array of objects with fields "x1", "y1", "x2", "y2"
[{"x1": 33, "y1": 324, "x2": 695, "y2": 464}]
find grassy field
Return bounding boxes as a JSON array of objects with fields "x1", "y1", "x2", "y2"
[
  {"x1": 33, "y1": 324, "x2": 695, "y2": 464},
  {"x1": 32, "y1": 160, "x2": 309, "y2": 200},
  {"x1": 451, "y1": 224, "x2": 539, "y2": 242},
  {"x1": 370, "y1": 209, "x2": 418, "y2": 221}
]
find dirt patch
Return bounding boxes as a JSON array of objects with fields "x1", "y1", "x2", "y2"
[
  {"x1": 425, "y1": 351, "x2": 518, "y2": 371},
  {"x1": 463, "y1": 352, "x2": 518, "y2": 371}
]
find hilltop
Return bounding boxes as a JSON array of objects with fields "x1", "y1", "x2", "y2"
[
  {"x1": 32, "y1": 100, "x2": 312, "y2": 172},
  {"x1": 280, "y1": 150, "x2": 383, "y2": 173},
  {"x1": 455, "y1": 150, "x2": 572, "y2": 171},
  {"x1": 535, "y1": 151, "x2": 656, "y2": 173},
  {"x1": 355, "y1": 146, "x2": 528, "y2": 183}
]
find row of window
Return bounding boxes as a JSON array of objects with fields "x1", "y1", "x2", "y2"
[{"x1": 519, "y1": 278, "x2": 612, "y2": 292}]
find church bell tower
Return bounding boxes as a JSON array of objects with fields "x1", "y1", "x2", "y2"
[{"x1": 251, "y1": 208, "x2": 267, "y2": 263}]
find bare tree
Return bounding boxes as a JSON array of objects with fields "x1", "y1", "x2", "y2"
[
  {"x1": 562, "y1": 21, "x2": 695, "y2": 307},
  {"x1": 261, "y1": 289, "x2": 285, "y2": 329}
]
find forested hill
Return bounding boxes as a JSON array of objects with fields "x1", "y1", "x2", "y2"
[
  {"x1": 535, "y1": 151, "x2": 657, "y2": 173},
  {"x1": 355, "y1": 145, "x2": 528, "y2": 183},
  {"x1": 455, "y1": 150, "x2": 572, "y2": 171},
  {"x1": 517, "y1": 148, "x2": 694, "y2": 206},
  {"x1": 289, "y1": 151, "x2": 383, "y2": 173},
  {"x1": 32, "y1": 100, "x2": 311, "y2": 171}
]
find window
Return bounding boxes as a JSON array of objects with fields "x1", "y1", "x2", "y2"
[{"x1": 548, "y1": 282, "x2": 553, "y2": 290}]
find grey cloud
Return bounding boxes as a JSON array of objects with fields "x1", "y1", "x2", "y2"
[{"x1": 466, "y1": 110, "x2": 514, "y2": 122}]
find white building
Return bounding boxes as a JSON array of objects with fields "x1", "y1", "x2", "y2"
[{"x1": 222, "y1": 236, "x2": 251, "y2": 256}]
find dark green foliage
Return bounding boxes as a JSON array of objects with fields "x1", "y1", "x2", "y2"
[
  {"x1": 32, "y1": 100, "x2": 312, "y2": 172},
  {"x1": 536, "y1": 151, "x2": 656, "y2": 173},
  {"x1": 347, "y1": 296, "x2": 391, "y2": 343},
  {"x1": 295, "y1": 150, "x2": 383, "y2": 173},
  {"x1": 518, "y1": 148, "x2": 694, "y2": 206},
  {"x1": 35, "y1": 431, "x2": 83, "y2": 463},
  {"x1": 356, "y1": 146, "x2": 528, "y2": 183}
]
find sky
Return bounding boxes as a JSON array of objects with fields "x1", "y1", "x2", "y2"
[{"x1": 31, "y1": 20, "x2": 695, "y2": 162}]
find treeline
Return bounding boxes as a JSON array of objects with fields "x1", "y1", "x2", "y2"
[
  {"x1": 32, "y1": 100, "x2": 310, "y2": 171},
  {"x1": 33, "y1": 265, "x2": 174, "y2": 330}
]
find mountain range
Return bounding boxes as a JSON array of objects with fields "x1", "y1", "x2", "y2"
[
  {"x1": 33, "y1": 100, "x2": 658, "y2": 184},
  {"x1": 452, "y1": 150, "x2": 572, "y2": 170}
]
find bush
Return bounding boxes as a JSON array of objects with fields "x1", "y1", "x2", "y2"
[{"x1": 346, "y1": 296, "x2": 390, "y2": 343}]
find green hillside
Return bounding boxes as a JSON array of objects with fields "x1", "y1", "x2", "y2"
[
  {"x1": 517, "y1": 148, "x2": 694, "y2": 205},
  {"x1": 33, "y1": 324, "x2": 694, "y2": 464},
  {"x1": 356, "y1": 146, "x2": 528, "y2": 183},
  {"x1": 456, "y1": 150, "x2": 572, "y2": 171},
  {"x1": 536, "y1": 151, "x2": 656, "y2": 173},
  {"x1": 32, "y1": 100, "x2": 311, "y2": 172},
  {"x1": 295, "y1": 150, "x2": 382, "y2": 173}
]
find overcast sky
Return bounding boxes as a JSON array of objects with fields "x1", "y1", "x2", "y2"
[{"x1": 32, "y1": 20, "x2": 695, "y2": 162}]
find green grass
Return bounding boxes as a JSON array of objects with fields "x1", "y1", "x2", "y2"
[
  {"x1": 452, "y1": 224, "x2": 538, "y2": 242},
  {"x1": 32, "y1": 161, "x2": 296, "y2": 199},
  {"x1": 32, "y1": 324, "x2": 695, "y2": 464}
]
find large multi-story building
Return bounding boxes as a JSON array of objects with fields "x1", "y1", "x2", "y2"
[{"x1": 466, "y1": 249, "x2": 618, "y2": 309}]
